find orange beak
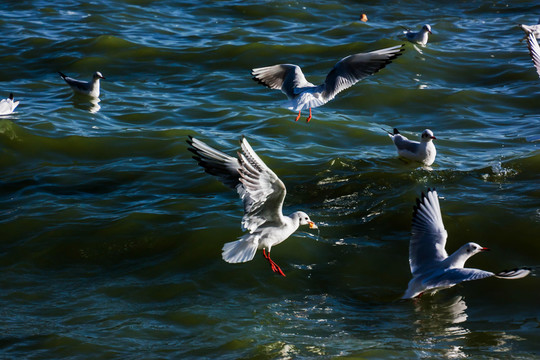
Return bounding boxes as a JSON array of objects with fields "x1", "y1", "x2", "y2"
[{"x1": 308, "y1": 221, "x2": 318, "y2": 229}]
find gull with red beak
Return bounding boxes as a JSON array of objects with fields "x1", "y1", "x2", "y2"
[
  {"x1": 403, "y1": 24, "x2": 432, "y2": 45},
  {"x1": 384, "y1": 128, "x2": 437, "y2": 166},
  {"x1": 251, "y1": 44, "x2": 404, "y2": 123},
  {"x1": 403, "y1": 189, "x2": 531, "y2": 299},
  {"x1": 187, "y1": 135, "x2": 318, "y2": 277},
  {"x1": 58, "y1": 71, "x2": 105, "y2": 98}
]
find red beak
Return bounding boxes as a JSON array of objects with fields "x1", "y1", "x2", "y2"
[{"x1": 481, "y1": 247, "x2": 490, "y2": 251}]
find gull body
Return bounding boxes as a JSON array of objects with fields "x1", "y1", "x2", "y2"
[
  {"x1": 187, "y1": 136, "x2": 317, "y2": 277},
  {"x1": 251, "y1": 44, "x2": 404, "y2": 122},
  {"x1": 403, "y1": 189, "x2": 531, "y2": 299},
  {"x1": 59, "y1": 71, "x2": 105, "y2": 98},
  {"x1": 0, "y1": 93, "x2": 19, "y2": 115},
  {"x1": 403, "y1": 24, "x2": 432, "y2": 45},
  {"x1": 386, "y1": 128, "x2": 436, "y2": 166}
]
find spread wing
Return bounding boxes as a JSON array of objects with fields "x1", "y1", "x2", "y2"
[
  {"x1": 410, "y1": 189, "x2": 449, "y2": 276},
  {"x1": 321, "y1": 44, "x2": 404, "y2": 102},
  {"x1": 526, "y1": 32, "x2": 540, "y2": 78},
  {"x1": 422, "y1": 268, "x2": 494, "y2": 291},
  {"x1": 251, "y1": 64, "x2": 311, "y2": 99},
  {"x1": 187, "y1": 136, "x2": 286, "y2": 233}
]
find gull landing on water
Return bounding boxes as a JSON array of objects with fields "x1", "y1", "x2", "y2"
[
  {"x1": 251, "y1": 44, "x2": 404, "y2": 123},
  {"x1": 402, "y1": 24, "x2": 432, "y2": 46},
  {"x1": 384, "y1": 128, "x2": 437, "y2": 166},
  {"x1": 187, "y1": 136, "x2": 318, "y2": 277},
  {"x1": 58, "y1": 71, "x2": 105, "y2": 98},
  {"x1": 0, "y1": 93, "x2": 19, "y2": 115},
  {"x1": 402, "y1": 189, "x2": 531, "y2": 299}
]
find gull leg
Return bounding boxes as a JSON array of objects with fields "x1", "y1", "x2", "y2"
[
  {"x1": 295, "y1": 111, "x2": 301, "y2": 122},
  {"x1": 263, "y1": 249, "x2": 286, "y2": 277},
  {"x1": 306, "y1": 108, "x2": 312, "y2": 122}
]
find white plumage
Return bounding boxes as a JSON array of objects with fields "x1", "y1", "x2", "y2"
[
  {"x1": 187, "y1": 135, "x2": 317, "y2": 276},
  {"x1": 59, "y1": 71, "x2": 105, "y2": 98},
  {"x1": 386, "y1": 128, "x2": 437, "y2": 166},
  {"x1": 0, "y1": 93, "x2": 19, "y2": 115}
]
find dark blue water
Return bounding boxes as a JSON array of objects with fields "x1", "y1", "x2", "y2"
[{"x1": 0, "y1": 0, "x2": 539, "y2": 358}]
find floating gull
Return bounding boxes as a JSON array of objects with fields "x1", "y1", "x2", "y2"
[
  {"x1": 402, "y1": 189, "x2": 531, "y2": 299},
  {"x1": 187, "y1": 135, "x2": 318, "y2": 277},
  {"x1": 519, "y1": 18, "x2": 540, "y2": 41},
  {"x1": 59, "y1": 71, "x2": 105, "y2": 97},
  {"x1": 525, "y1": 32, "x2": 540, "y2": 78},
  {"x1": 0, "y1": 93, "x2": 19, "y2": 115},
  {"x1": 402, "y1": 24, "x2": 432, "y2": 45},
  {"x1": 251, "y1": 44, "x2": 404, "y2": 122},
  {"x1": 384, "y1": 128, "x2": 437, "y2": 166}
]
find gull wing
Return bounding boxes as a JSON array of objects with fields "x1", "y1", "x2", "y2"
[
  {"x1": 251, "y1": 64, "x2": 311, "y2": 99},
  {"x1": 526, "y1": 32, "x2": 540, "y2": 78},
  {"x1": 187, "y1": 136, "x2": 286, "y2": 233},
  {"x1": 321, "y1": 44, "x2": 404, "y2": 102},
  {"x1": 392, "y1": 134, "x2": 420, "y2": 154},
  {"x1": 410, "y1": 189, "x2": 449, "y2": 276},
  {"x1": 422, "y1": 268, "x2": 494, "y2": 291}
]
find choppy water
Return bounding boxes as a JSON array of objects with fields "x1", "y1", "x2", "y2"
[{"x1": 1, "y1": 0, "x2": 540, "y2": 358}]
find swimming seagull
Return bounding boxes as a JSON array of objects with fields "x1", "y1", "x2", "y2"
[
  {"x1": 519, "y1": 18, "x2": 540, "y2": 41},
  {"x1": 187, "y1": 135, "x2": 318, "y2": 277},
  {"x1": 402, "y1": 189, "x2": 531, "y2": 299},
  {"x1": 384, "y1": 128, "x2": 437, "y2": 166},
  {"x1": 0, "y1": 93, "x2": 19, "y2": 115},
  {"x1": 402, "y1": 24, "x2": 432, "y2": 45},
  {"x1": 251, "y1": 44, "x2": 404, "y2": 122},
  {"x1": 525, "y1": 32, "x2": 540, "y2": 78},
  {"x1": 58, "y1": 71, "x2": 105, "y2": 97}
]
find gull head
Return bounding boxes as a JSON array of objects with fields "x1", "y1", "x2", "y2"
[
  {"x1": 93, "y1": 71, "x2": 105, "y2": 80},
  {"x1": 420, "y1": 129, "x2": 436, "y2": 142},
  {"x1": 422, "y1": 24, "x2": 432, "y2": 34},
  {"x1": 463, "y1": 242, "x2": 490, "y2": 257},
  {"x1": 294, "y1": 211, "x2": 318, "y2": 229}
]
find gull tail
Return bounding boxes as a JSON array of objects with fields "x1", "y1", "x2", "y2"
[
  {"x1": 222, "y1": 235, "x2": 258, "y2": 264},
  {"x1": 494, "y1": 268, "x2": 531, "y2": 279}
]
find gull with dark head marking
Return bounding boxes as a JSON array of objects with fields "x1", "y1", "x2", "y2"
[
  {"x1": 384, "y1": 128, "x2": 436, "y2": 166},
  {"x1": 0, "y1": 93, "x2": 19, "y2": 115},
  {"x1": 187, "y1": 135, "x2": 318, "y2": 277},
  {"x1": 402, "y1": 24, "x2": 432, "y2": 45},
  {"x1": 525, "y1": 32, "x2": 540, "y2": 78},
  {"x1": 403, "y1": 189, "x2": 531, "y2": 299},
  {"x1": 251, "y1": 44, "x2": 404, "y2": 122},
  {"x1": 58, "y1": 71, "x2": 105, "y2": 98}
]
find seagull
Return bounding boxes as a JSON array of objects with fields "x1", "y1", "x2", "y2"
[
  {"x1": 251, "y1": 44, "x2": 404, "y2": 122},
  {"x1": 525, "y1": 32, "x2": 540, "y2": 78},
  {"x1": 402, "y1": 24, "x2": 432, "y2": 45},
  {"x1": 187, "y1": 135, "x2": 318, "y2": 277},
  {"x1": 402, "y1": 189, "x2": 531, "y2": 299},
  {"x1": 0, "y1": 93, "x2": 19, "y2": 115},
  {"x1": 519, "y1": 18, "x2": 540, "y2": 41},
  {"x1": 384, "y1": 128, "x2": 437, "y2": 166},
  {"x1": 58, "y1": 71, "x2": 105, "y2": 97}
]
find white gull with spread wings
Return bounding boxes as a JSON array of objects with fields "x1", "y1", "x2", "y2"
[
  {"x1": 403, "y1": 189, "x2": 530, "y2": 299},
  {"x1": 251, "y1": 44, "x2": 404, "y2": 122},
  {"x1": 525, "y1": 32, "x2": 540, "y2": 78},
  {"x1": 187, "y1": 135, "x2": 317, "y2": 277}
]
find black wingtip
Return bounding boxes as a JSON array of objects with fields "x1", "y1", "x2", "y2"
[
  {"x1": 9, "y1": 93, "x2": 13, "y2": 100},
  {"x1": 393, "y1": 128, "x2": 400, "y2": 135},
  {"x1": 58, "y1": 71, "x2": 67, "y2": 79}
]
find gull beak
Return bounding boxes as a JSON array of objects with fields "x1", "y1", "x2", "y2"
[
  {"x1": 308, "y1": 221, "x2": 318, "y2": 229},
  {"x1": 431, "y1": 136, "x2": 437, "y2": 140},
  {"x1": 481, "y1": 247, "x2": 490, "y2": 252}
]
